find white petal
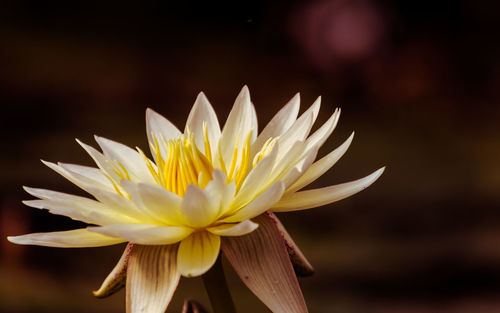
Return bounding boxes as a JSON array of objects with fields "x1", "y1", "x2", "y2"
[
  {"x1": 204, "y1": 170, "x2": 236, "y2": 217},
  {"x1": 146, "y1": 108, "x2": 182, "y2": 159},
  {"x1": 85, "y1": 187, "x2": 158, "y2": 224},
  {"x1": 287, "y1": 132, "x2": 354, "y2": 193},
  {"x1": 203, "y1": 170, "x2": 225, "y2": 208},
  {"x1": 23, "y1": 187, "x2": 134, "y2": 225},
  {"x1": 185, "y1": 92, "x2": 221, "y2": 159},
  {"x1": 181, "y1": 185, "x2": 219, "y2": 228},
  {"x1": 267, "y1": 140, "x2": 310, "y2": 184},
  {"x1": 89, "y1": 224, "x2": 193, "y2": 245},
  {"x1": 219, "y1": 86, "x2": 256, "y2": 166},
  {"x1": 58, "y1": 162, "x2": 114, "y2": 190},
  {"x1": 252, "y1": 93, "x2": 300, "y2": 157},
  {"x1": 95, "y1": 136, "x2": 155, "y2": 183},
  {"x1": 280, "y1": 145, "x2": 319, "y2": 189},
  {"x1": 250, "y1": 101, "x2": 258, "y2": 142},
  {"x1": 233, "y1": 142, "x2": 279, "y2": 209},
  {"x1": 127, "y1": 245, "x2": 180, "y2": 313},
  {"x1": 273, "y1": 167, "x2": 385, "y2": 212},
  {"x1": 276, "y1": 97, "x2": 320, "y2": 160},
  {"x1": 223, "y1": 181, "x2": 285, "y2": 223},
  {"x1": 305, "y1": 107, "x2": 341, "y2": 150},
  {"x1": 43, "y1": 161, "x2": 114, "y2": 193},
  {"x1": 131, "y1": 182, "x2": 184, "y2": 225},
  {"x1": 77, "y1": 139, "x2": 119, "y2": 181},
  {"x1": 177, "y1": 231, "x2": 221, "y2": 277},
  {"x1": 208, "y1": 220, "x2": 259, "y2": 236},
  {"x1": 8, "y1": 229, "x2": 125, "y2": 247}
]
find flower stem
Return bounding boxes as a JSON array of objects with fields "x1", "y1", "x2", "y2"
[{"x1": 202, "y1": 255, "x2": 237, "y2": 313}]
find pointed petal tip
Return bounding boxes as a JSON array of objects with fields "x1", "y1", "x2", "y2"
[
  {"x1": 362, "y1": 166, "x2": 385, "y2": 189},
  {"x1": 7, "y1": 236, "x2": 18, "y2": 244},
  {"x1": 75, "y1": 138, "x2": 91, "y2": 149},
  {"x1": 374, "y1": 166, "x2": 386, "y2": 177},
  {"x1": 22, "y1": 186, "x2": 37, "y2": 195},
  {"x1": 236, "y1": 85, "x2": 251, "y2": 100},
  {"x1": 193, "y1": 91, "x2": 211, "y2": 109},
  {"x1": 145, "y1": 107, "x2": 164, "y2": 121},
  {"x1": 93, "y1": 243, "x2": 133, "y2": 298},
  {"x1": 40, "y1": 159, "x2": 50, "y2": 165},
  {"x1": 312, "y1": 96, "x2": 321, "y2": 108},
  {"x1": 22, "y1": 200, "x2": 44, "y2": 209},
  {"x1": 196, "y1": 91, "x2": 208, "y2": 99},
  {"x1": 345, "y1": 131, "x2": 355, "y2": 144}
]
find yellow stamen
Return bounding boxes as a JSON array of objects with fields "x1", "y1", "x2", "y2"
[
  {"x1": 203, "y1": 122, "x2": 212, "y2": 164},
  {"x1": 226, "y1": 135, "x2": 240, "y2": 182},
  {"x1": 253, "y1": 137, "x2": 278, "y2": 167},
  {"x1": 235, "y1": 131, "x2": 253, "y2": 189},
  {"x1": 145, "y1": 130, "x2": 276, "y2": 197},
  {"x1": 137, "y1": 147, "x2": 160, "y2": 184}
]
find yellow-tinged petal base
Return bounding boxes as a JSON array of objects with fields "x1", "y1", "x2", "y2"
[{"x1": 177, "y1": 231, "x2": 221, "y2": 277}]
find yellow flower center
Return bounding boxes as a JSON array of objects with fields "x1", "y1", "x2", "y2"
[
  {"x1": 114, "y1": 124, "x2": 276, "y2": 198},
  {"x1": 147, "y1": 130, "x2": 213, "y2": 197}
]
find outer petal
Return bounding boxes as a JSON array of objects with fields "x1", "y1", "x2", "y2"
[
  {"x1": 280, "y1": 145, "x2": 319, "y2": 189},
  {"x1": 177, "y1": 231, "x2": 221, "y2": 277},
  {"x1": 222, "y1": 213, "x2": 308, "y2": 313},
  {"x1": 23, "y1": 187, "x2": 135, "y2": 225},
  {"x1": 267, "y1": 140, "x2": 315, "y2": 186},
  {"x1": 126, "y1": 244, "x2": 180, "y2": 313},
  {"x1": 77, "y1": 139, "x2": 121, "y2": 183},
  {"x1": 185, "y1": 92, "x2": 221, "y2": 159},
  {"x1": 268, "y1": 213, "x2": 314, "y2": 276},
  {"x1": 287, "y1": 132, "x2": 354, "y2": 193},
  {"x1": 43, "y1": 161, "x2": 114, "y2": 193},
  {"x1": 146, "y1": 108, "x2": 182, "y2": 159},
  {"x1": 7, "y1": 229, "x2": 125, "y2": 247},
  {"x1": 207, "y1": 220, "x2": 259, "y2": 236},
  {"x1": 94, "y1": 136, "x2": 155, "y2": 183},
  {"x1": 86, "y1": 187, "x2": 158, "y2": 224},
  {"x1": 273, "y1": 167, "x2": 385, "y2": 211},
  {"x1": 219, "y1": 86, "x2": 256, "y2": 166},
  {"x1": 304, "y1": 108, "x2": 341, "y2": 151},
  {"x1": 276, "y1": 97, "x2": 320, "y2": 159},
  {"x1": 223, "y1": 181, "x2": 285, "y2": 223},
  {"x1": 94, "y1": 243, "x2": 134, "y2": 298},
  {"x1": 251, "y1": 93, "x2": 300, "y2": 157},
  {"x1": 89, "y1": 224, "x2": 193, "y2": 245}
]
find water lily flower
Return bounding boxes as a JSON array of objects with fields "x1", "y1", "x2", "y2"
[{"x1": 8, "y1": 86, "x2": 384, "y2": 313}]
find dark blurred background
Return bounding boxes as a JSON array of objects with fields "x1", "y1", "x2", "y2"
[{"x1": 1, "y1": 1, "x2": 499, "y2": 312}]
